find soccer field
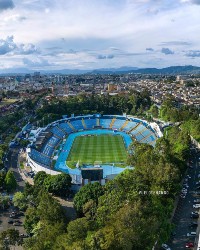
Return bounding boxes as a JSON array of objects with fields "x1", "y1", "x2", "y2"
[{"x1": 66, "y1": 134, "x2": 127, "y2": 166}]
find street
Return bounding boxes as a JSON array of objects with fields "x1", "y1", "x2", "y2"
[{"x1": 168, "y1": 146, "x2": 200, "y2": 249}]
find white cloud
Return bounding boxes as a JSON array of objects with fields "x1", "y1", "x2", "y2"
[
  {"x1": 0, "y1": 36, "x2": 39, "y2": 55},
  {"x1": 0, "y1": 0, "x2": 199, "y2": 69}
]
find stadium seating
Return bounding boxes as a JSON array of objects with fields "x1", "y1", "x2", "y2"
[
  {"x1": 112, "y1": 118, "x2": 127, "y2": 130},
  {"x1": 130, "y1": 124, "x2": 146, "y2": 136},
  {"x1": 121, "y1": 121, "x2": 138, "y2": 132},
  {"x1": 47, "y1": 136, "x2": 60, "y2": 147},
  {"x1": 51, "y1": 126, "x2": 66, "y2": 138},
  {"x1": 100, "y1": 118, "x2": 112, "y2": 128},
  {"x1": 70, "y1": 119, "x2": 84, "y2": 130},
  {"x1": 29, "y1": 148, "x2": 51, "y2": 166},
  {"x1": 41, "y1": 144, "x2": 54, "y2": 156},
  {"x1": 59, "y1": 122, "x2": 73, "y2": 133},
  {"x1": 84, "y1": 118, "x2": 96, "y2": 129}
]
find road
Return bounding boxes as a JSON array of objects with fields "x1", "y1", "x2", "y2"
[
  {"x1": 168, "y1": 146, "x2": 200, "y2": 249},
  {"x1": 8, "y1": 147, "x2": 25, "y2": 191}
]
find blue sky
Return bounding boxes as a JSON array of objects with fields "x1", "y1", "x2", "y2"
[{"x1": 0, "y1": 0, "x2": 200, "y2": 71}]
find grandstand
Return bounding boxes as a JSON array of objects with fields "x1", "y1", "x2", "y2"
[{"x1": 26, "y1": 114, "x2": 162, "y2": 185}]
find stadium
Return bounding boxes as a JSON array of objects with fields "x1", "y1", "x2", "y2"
[{"x1": 26, "y1": 114, "x2": 162, "y2": 186}]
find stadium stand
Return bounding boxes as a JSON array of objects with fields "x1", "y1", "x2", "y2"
[
  {"x1": 51, "y1": 126, "x2": 66, "y2": 138},
  {"x1": 100, "y1": 118, "x2": 112, "y2": 128},
  {"x1": 84, "y1": 118, "x2": 96, "y2": 129},
  {"x1": 70, "y1": 119, "x2": 84, "y2": 131},
  {"x1": 112, "y1": 118, "x2": 129, "y2": 130},
  {"x1": 67, "y1": 121, "x2": 76, "y2": 131},
  {"x1": 58, "y1": 122, "x2": 73, "y2": 133},
  {"x1": 120, "y1": 120, "x2": 130, "y2": 130},
  {"x1": 29, "y1": 148, "x2": 51, "y2": 166}
]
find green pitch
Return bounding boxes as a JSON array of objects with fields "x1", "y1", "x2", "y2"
[{"x1": 66, "y1": 134, "x2": 127, "y2": 166}]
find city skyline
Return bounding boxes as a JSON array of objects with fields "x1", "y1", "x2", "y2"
[{"x1": 0, "y1": 0, "x2": 200, "y2": 72}]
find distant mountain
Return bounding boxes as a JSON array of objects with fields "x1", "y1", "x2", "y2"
[
  {"x1": 92, "y1": 65, "x2": 200, "y2": 74},
  {"x1": 0, "y1": 65, "x2": 200, "y2": 75},
  {"x1": 131, "y1": 65, "x2": 200, "y2": 74},
  {"x1": 92, "y1": 66, "x2": 139, "y2": 74}
]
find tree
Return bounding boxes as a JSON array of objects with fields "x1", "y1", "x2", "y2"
[
  {"x1": 13, "y1": 192, "x2": 28, "y2": 210},
  {"x1": 34, "y1": 171, "x2": 48, "y2": 187},
  {"x1": 0, "y1": 229, "x2": 22, "y2": 249},
  {"x1": 24, "y1": 207, "x2": 39, "y2": 234},
  {"x1": 150, "y1": 104, "x2": 159, "y2": 118},
  {"x1": 67, "y1": 217, "x2": 91, "y2": 244},
  {"x1": 23, "y1": 223, "x2": 65, "y2": 250},
  {"x1": 44, "y1": 173, "x2": 72, "y2": 197},
  {"x1": 36, "y1": 191, "x2": 66, "y2": 225},
  {"x1": 74, "y1": 182, "x2": 104, "y2": 216},
  {"x1": 5, "y1": 170, "x2": 17, "y2": 192},
  {"x1": 0, "y1": 172, "x2": 6, "y2": 189}
]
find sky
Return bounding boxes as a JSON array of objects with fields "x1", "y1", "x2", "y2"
[{"x1": 0, "y1": 0, "x2": 200, "y2": 71}]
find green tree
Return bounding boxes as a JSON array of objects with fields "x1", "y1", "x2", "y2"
[
  {"x1": 67, "y1": 217, "x2": 91, "y2": 244},
  {"x1": 0, "y1": 229, "x2": 22, "y2": 250},
  {"x1": 74, "y1": 182, "x2": 104, "y2": 216},
  {"x1": 34, "y1": 171, "x2": 48, "y2": 187},
  {"x1": 5, "y1": 170, "x2": 17, "y2": 192},
  {"x1": 13, "y1": 192, "x2": 28, "y2": 210},
  {"x1": 44, "y1": 173, "x2": 72, "y2": 197}
]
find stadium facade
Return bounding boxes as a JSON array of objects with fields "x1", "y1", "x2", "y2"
[{"x1": 26, "y1": 114, "x2": 162, "y2": 186}]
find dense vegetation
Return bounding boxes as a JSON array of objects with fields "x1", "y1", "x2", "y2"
[
  {"x1": 0, "y1": 170, "x2": 17, "y2": 192},
  {"x1": 36, "y1": 90, "x2": 151, "y2": 122},
  {"x1": 159, "y1": 96, "x2": 198, "y2": 122},
  {"x1": 33, "y1": 171, "x2": 72, "y2": 197},
  {"x1": 181, "y1": 118, "x2": 200, "y2": 143}
]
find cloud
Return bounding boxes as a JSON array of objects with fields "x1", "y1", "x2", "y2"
[
  {"x1": 0, "y1": 36, "x2": 39, "y2": 55},
  {"x1": 23, "y1": 57, "x2": 52, "y2": 67},
  {"x1": 97, "y1": 54, "x2": 114, "y2": 59},
  {"x1": 161, "y1": 48, "x2": 174, "y2": 55},
  {"x1": 159, "y1": 41, "x2": 191, "y2": 46},
  {"x1": 185, "y1": 50, "x2": 200, "y2": 57},
  {"x1": 146, "y1": 48, "x2": 154, "y2": 51},
  {"x1": 0, "y1": 0, "x2": 14, "y2": 12},
  {"x1": 0, "y1": 36, "x2": 16, "y2": 55},
  {"x1": 181, "y1": 0, "x2": 200, "y2": 5}
]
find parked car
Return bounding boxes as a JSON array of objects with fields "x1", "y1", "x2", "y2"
[
  {"x1": 13, "y1": 222, "x2": 21, "y2": 226},
  {"x1": 9, "y1": 214, "x2": 18, "y2": 218},
  {"x1": 194, "y1": 199, "x2": 200, "y2": 203},
  {"x1": 185, "y1": 242, "x2": 194, "y2": 248},
  {"x1": 189, "y1": 222, "x2": 198, "y2": 227},
  {"x1": 193, "y1": 204, "x2": 200, "y2": 209},
  {"x1": 14, "y1": 220, "x2": 22, "y2": 224},
  {"x1": 161, "y1": 243, "x2": 171, "y2": 250},
  {"x1": 187, "y1": 232, "x2": 197, "y2": 237},
  {"x1": 193, "y1": 191, "x2": 200, "y2": 196},
  {"x1": 7, "y1": 220, "x2": 13, "y2": 224},
  {"x1": 190, "y1": 214, "x2": 199, "y2": 219},
  {"x1": 20, "y1": 234, "x2": 29, "y2": 238},
  {"x1": 180, "y1": 194, "x2": 186, "y2": 198}
]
